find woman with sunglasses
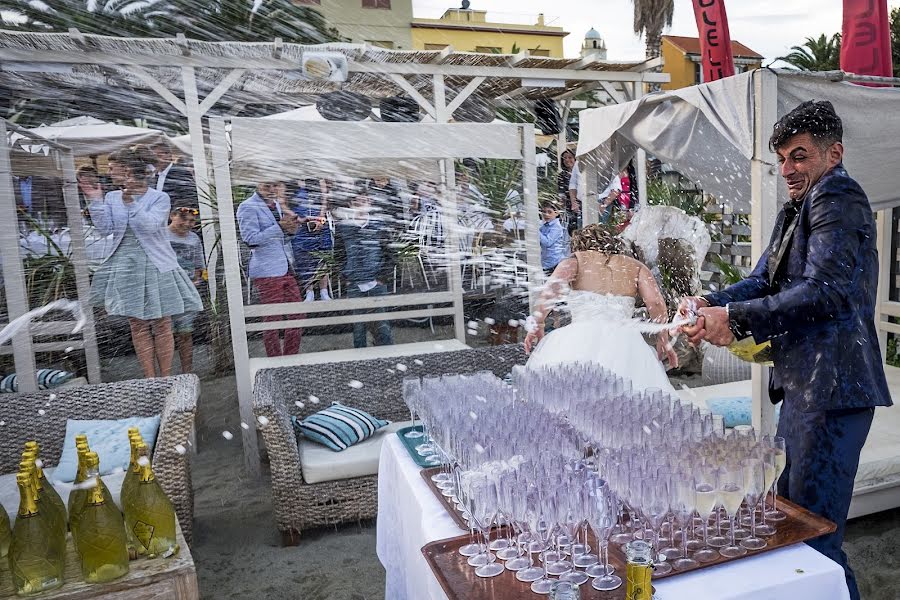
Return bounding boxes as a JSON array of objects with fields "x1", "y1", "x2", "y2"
[{"x1": 81, "y1": 145, "x2": 202, "y2": 378}]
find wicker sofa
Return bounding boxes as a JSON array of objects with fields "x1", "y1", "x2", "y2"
[
  {"x1": 254, "y1": 343, "x2": 527, "y2": 542},
  {"x1": 0, "y1": 374, "x2": 199, "y2": 544}
]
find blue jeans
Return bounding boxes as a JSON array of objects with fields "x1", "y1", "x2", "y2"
[{"x1": 346, "y1": 284, "x2": 394, "y2": 348}]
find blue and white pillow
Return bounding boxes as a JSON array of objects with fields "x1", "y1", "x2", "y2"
[
  {"x1": 0, "y1": 369, "x2": 76, "y2": 393},
  {"x1": 292, "y1": 403, "x2": 389, "y2": 452}
]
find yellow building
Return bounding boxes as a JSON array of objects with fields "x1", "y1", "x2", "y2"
[
  {"x1": 294, "y1": 0, "x2": 414, "y2": 49},
  {"x1": 411, "y1": 8, "x2": 568, "y2": 57},
  {"x1": 661, "y1": 35, "x2": 763, "y2": 91}
]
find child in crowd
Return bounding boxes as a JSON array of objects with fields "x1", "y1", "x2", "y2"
[
  {"x1": 539, "y1": 200, "x2": 568, "y2": 276},
  {"x1": 167, "y1": 206, "x2": 205, "y2": 373}
]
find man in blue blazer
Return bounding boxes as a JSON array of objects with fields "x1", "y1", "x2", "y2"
[{"x1": 681, "y1": 100, "x2": 891, "y2": 600}]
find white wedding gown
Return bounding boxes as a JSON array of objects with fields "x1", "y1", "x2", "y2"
[{"x1": 526, "y1": 290, "x2": 676, "y2": 393}]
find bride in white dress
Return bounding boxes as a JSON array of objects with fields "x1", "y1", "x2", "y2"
[{"x1": 524, "y1": 225, "x2": 678, "y2": 392}]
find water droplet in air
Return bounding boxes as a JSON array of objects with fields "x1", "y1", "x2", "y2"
[
  {"x1": 137, "y1": 457, "x2": 150, "y2": 467},
  {"x1": 414, "y1": 359, "x2": 424, "y2": 365},
  {"x1": 475, "y1": 443, "x2": 485, "y2": 454},
  {"x1": 396, "y1": 363, "x2": 408, "y2": 372},
  {"x1": 469, "y1": 411, "x2": 478, "y2": 420},
  {"x1": 348, "y1": 380, "x2": 363, "y2": 389},
  {"x1": 295, "y1": 401, "x2": 305, "y2": 408},
  {"x1": 257, "y1": 415, "x2": 270, "y2": 427},
  {"x1": 222, "y1": 431, "x2": 234, "y2": 440},
  {"x1": 38, "y1": 409, "x2": 45, "y2": 416},
  {"x1": 48, "y1": 394, "x2": 56, "y2": 401},
  {"x1": 309, "y1": 395, "x2": 320, "y2": 404},
  {"x1": 175, "y1": 444, "x2": 187, "y2": 455}
]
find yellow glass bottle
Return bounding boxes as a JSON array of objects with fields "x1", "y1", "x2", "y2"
[
  {"x1": 19, "y1": 458, "x2": 65, "y2": 542},
  {"x1": 69, "y1": 450, "x2": 115, "y2": 544},
  {"x1": 8, "y1": 472, "x2": 65, "y2": 595},
  {"x1": 124, "y1": 443, "x2": 179, "y2": 558},
  {"x1": 22, "y1": 446, "x2": 66, "y2": 534},
  {"x1": 67, "y1": 442, "x2": 90, "y2": 543},
  {"x1": 75, "y1": 465, "x2": 129, "y2": 583},
  {"x1": 0, "y1": 503, "x2": 11, "y2": 558},
  {"x1": 121, "y1": 431, "x2": 144, "y2": 554}
]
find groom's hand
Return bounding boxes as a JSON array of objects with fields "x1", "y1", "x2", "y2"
[
  {"x1": 696, "y1": 307, "x2": 735, "y2": 347},
  {"x1": 677, "y1": 296, "x2": 708, "y2": 343}
]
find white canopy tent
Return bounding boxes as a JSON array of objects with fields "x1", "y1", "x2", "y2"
[
  {"x1": 0, "y1": 120, "x2": 102, "y2": 391},
  {"x1": 575, "y1": 68, "x2": 900, "y2": 435},
  {"x1": 18, "y1": 116, "x2": 165, "y2": 156},
  {"x1": 212, "y1": 118, "x2": 541, "y2": 471}
]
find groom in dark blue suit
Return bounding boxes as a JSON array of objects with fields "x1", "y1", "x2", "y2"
[{"x1": 681, "y1": 100, "x2": 892, "y2": 600}]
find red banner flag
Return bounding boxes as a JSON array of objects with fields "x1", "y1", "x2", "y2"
[
  {"x1": 692, "y1": 0, "x2": 736, "y2": 82},
  {"x1": 841, "y1": 0, "x2": 893, "y2": 78}
]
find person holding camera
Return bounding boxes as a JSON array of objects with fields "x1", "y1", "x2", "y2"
[
  {"x1": 237, "y1": 181, "x2": 304, "y2": 357},
  {"x1": 290, "y1": 178, "x2": 333, "y2": 302}
]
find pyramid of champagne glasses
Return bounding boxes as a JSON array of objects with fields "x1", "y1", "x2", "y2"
[{"x1": 404, "y1": 363, "x2": 788, "y2": 594}]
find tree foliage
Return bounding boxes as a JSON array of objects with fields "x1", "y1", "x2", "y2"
[
  {"x1": 0, "y1": 0, "x2": 337, "y2": 44},
  {"x1": 776, "y1": 33, "x2": 842, "y2": 71},
  {"x1": 631, "y1": 0, "x2": 674, "y2": 59}
]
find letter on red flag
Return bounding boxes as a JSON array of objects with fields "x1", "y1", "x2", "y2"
[
  {"x1": 692, "y1": 0, "x2": 736, "y2": 82},
  {"x1": 841, "y1": 0, "x2": 893, "y2": 79}
]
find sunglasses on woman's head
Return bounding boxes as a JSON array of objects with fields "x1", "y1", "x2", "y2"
[{"x1": 176, "y1": 207, "x2": 199, "y2": 216}]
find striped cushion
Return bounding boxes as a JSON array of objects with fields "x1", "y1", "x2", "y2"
[
  {"x1": 292, "y1": 403, "x2": 389, "y2": 452},
  {"x1": 0, "y1": 369, "x2": 76, "y2": 393}
]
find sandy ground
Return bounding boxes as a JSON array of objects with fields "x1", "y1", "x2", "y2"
[{"x1": 99, "y1": 333, "x2": 900, "y2": 600}]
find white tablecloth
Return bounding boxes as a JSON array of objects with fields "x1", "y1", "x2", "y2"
[{"x1": 376, "y1": 435, "x2": 851, "y2": 600}]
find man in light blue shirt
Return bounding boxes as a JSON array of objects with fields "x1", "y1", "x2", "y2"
[
  {"x1": 237, "y1": 182, "x2": 304, "y2": 357},
  {"x1": 539, "y1": 201, "x2": 568, "y2": 276}
]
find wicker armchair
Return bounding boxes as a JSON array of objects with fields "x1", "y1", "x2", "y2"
[
  {"x1": 0, "y1": 375, "x2": 199, "y2": 544},
  {"x1": 254, "y1": 344, "x2": 527, "y2": 542}
]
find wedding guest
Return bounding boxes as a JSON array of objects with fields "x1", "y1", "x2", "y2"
[
  {"x1": 539, "y1": 201, "x2": 568, "y2": 276},
  {"x1": 290, "y1": 178, "x2": 333, "y2": 302},
  {"x1": 334, "y1": 182, "x2": 395, "y2": 348},
  {"x1": 82, "y1": 145, "x2": 202, "y2": 378},
  {"x1": 237, "y1": 181, "x2": 304, "y2": 357},
  {"x1": 167, "y1": 206, "x2": 205, "y2": 373},
  {"x1": 680, "y1": 100, "x2": 891, "y2": 600},
  {"x1": 151, "y1": 140, "x2": 197, "y2": 209},
  {"x1": 558, "y1": 149, "x2": 579, "y2": 233}
]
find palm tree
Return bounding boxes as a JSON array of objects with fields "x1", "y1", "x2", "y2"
[
  {"x1": 0, "y1": 0, "x2": 336, "y2": 44},
  {"x1": 776, "y1": 33, "x2": 841, "y2": 71},
  {"x1": 631, "y1": 0, "x2": 674, "y2": 59}
]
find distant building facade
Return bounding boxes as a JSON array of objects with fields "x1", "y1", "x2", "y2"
[
  {"x1": 410, "y1": 7, "x2": 568, "y2": 57},
  {"x1": 661, "y1": 35, "x2": 763, "y2": 90},
  {"x1": 295, "y1": 0, "x2": 413, "y2": 49}
]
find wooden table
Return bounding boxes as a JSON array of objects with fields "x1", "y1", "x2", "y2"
[{"x1": 0, "y1": 522, "x2": 199, "y2": 600}]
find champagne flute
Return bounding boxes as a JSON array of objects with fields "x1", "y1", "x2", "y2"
[
  {"x1": 765, "y1": 436, "x2": 788, "y2": 521},
  {"x1": 717, "y1": 463, "x2": 748, "y2": 558},
  {"x1": 401, "y1": 377, "x2": 424, "y2": 439},
  {"x1": 588, "y1": 479, "x2": 622, "y2": 591},
  {"x1": 515, "y1": 484, "x2": 546, "y2": 583},
  {"x1": 740, "y1": 458, "x2": 767, "y2": 551},
  {"x1": 692, "y1": 464, "x2": 720, "y2": 563},
  {"x1": 754, "y1": 448, "x2": 778, "y2": 536},
  {"x1": 672, "y1": 472, "x2": 700, "y2": 570},
  {"x1": 470, "y1": 476, "x2": 504, "y2": 577}
]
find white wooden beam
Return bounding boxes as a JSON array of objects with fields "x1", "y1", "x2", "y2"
[
  {"x1": 198, "y1": 68, "x2": 245, "y2": 115},
  {"x1": 243, "y1": 291, "x2": 455, "y2": 317},
  {"x1": 388, "y1": 73, "x2": 436, "y2": 119},
  {"x1": 0, "y1": 120, "x2": 37, "y2": 392},
  {"x1": 750, "y1": 69, "x2": 779, "y2": 437},
  {"x1": 272, "y1": 37, "x2": 283, "y2": 59},
  {"x1": 506, "y1": 51, "x2": 530, "y2": 68},
  {"x1": 876, "y1": 210, "x2": 892, "y2": 357},
  {"x1": 552, "y1": 82, "x2": 599, "y2": 101},
  {"x1": 209, "y1": 116, "x2": 259, "y2": 477},
  {"x1": 583, "y1": 155, "x2": 599, "y2": 226},
  {"x1": 522, "y1": 123, "x2": 542, "y2": 313},
  {"x1": 431, "y1": 45, "x2": 455, "y2": 64},
  {"x1": 182, "y1": 66, "x2": 219, "y2": 304},
  {"x1": 569, "y1": 54, "x2": 601, "y2": 71},
  {"x1": 175, "y1": 33, "x2": 191, "y2": 56},
  {"x1": 60, "y1": 148, "x2": 101, "y2": 384},
  {"x1": 445, "y1": 76, "x2": 486, "y2": 117},
  {"x1": 0, "y1": 47, "x2": 671, "y2": 82},
  {"x1": 634, "y1": 56, "x2": 664, "y2": 71},
  {"x1": 496, "y1": 87, "x2": 531, "y2": 102},
  {"x1": 122, "y1": 65, "x2": 188, "y2": 116},
  {"x1": 245, "y1": 307, "x2": 457, "y2": 332},
  {"x1": 598, "y1": 81, "x2": 627, "y2": 105}
]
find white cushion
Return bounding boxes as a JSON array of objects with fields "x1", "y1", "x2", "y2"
[
  {"x1": 0, "y1": 467, "x2": 127, "y2": 525},
  {"x1": 300, "y1": 420, "x2": 413, "y2": 485}
]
